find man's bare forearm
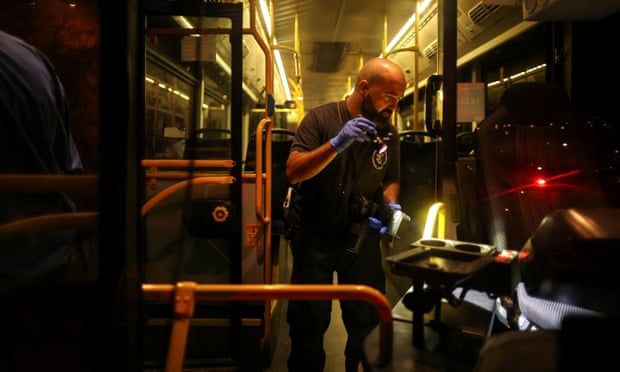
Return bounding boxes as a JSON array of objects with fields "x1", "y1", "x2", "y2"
[{"x1": 286, "y1": 142, "x2": 337, "y2": 184}]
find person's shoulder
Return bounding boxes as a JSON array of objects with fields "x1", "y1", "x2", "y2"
[
  {"x1": 0, "y1": 30, "x2": 20, "y2": 57},
  {"x1": 305, "y1": 101, "x2": 339, "y2": 120},
  {"x1": 308, "y1": 101, "x2": 338, "y2": 113},
  {"x1": 0, "y1": 29, "x2": 31, "y2": 52},
  {"x1": 0, "y1": 29, "x2": 17, "y2": 43},
  {"x1": 0, "y1": 29, "x2": 46, "y2": 67}
]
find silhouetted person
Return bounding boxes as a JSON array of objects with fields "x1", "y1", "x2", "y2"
[
  {"x1": 0, "y1": 29, "x2": 83, "y2": 290},
  {"x1": 0, "y1": 29, "x2": 96, "y2": 372}
]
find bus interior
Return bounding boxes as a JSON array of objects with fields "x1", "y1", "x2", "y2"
[{"x1": 1, "y1": 0, "x2": 619, "y2": 371}]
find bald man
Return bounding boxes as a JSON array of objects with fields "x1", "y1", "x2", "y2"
[{"x1": 285, "y1": 57, "x2": 407, "y2": 372}]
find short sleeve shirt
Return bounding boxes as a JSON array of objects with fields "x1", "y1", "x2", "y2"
[{"x1": 290, "y1": 101, "x2": 400, "y2": 236}]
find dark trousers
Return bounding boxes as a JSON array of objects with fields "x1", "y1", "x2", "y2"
[{"x1": 286, "y1": 226, "x2": 385, "y2": 372}]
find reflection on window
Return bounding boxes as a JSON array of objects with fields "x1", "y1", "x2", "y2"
[{"x1": 145, "y1": 62, "x2": 192, "y2": 158}]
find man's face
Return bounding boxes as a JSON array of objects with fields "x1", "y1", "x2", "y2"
[
  {"x1": 361, "y1": 93, "x2": 391, "y2": 128},
  {"x1": 360, "y1": 83, "x2": 403, "y2": 129}
]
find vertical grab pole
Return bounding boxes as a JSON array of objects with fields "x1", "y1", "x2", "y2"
[
  {"x1": 245, "y1": 0, "x2": 275, "y2": 350},
  {"x1": 164, "y1": 282, "x2": 196, "y2": 372},
  {"x1": 253, "y1": 117, "x2": 272, "y2": 225}
]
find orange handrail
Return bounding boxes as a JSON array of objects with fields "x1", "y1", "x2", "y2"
[
  {"x1": 0, "y1": 174, "x2": 99, "y2": 236},
  {"x1": 141, "y1": 159, "x2": 235, "y2": 169},
  {"x1": 0, "y1": 174, "x2": 98, "y2": 193},
  {"x1": 0, "y1": 212, "x2": 98, "y2": 236},
  {"x1": 142, "y1": 282, "x2": 393, "y2": 372},
  {"x1": 141, "y1": 176, "x2": 236, "y2": 217},
  {"x1": 253, "y1": 117, "x2": 272, "y2": 226}
]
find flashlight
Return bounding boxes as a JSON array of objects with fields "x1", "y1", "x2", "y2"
[
  {"x1": 359, "y1": 115, "x2": 389, "y2": 154},
  {"x1": 369, "y1": 132, "x2": 388, "y2": 154}
]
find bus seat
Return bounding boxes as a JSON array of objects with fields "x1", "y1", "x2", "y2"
[
  {"x1": 183, "y1": 128, "x2": 231, "y2": 160},
  {"x1": 245, "y1": 128, "x2": 295, "y2": 235},
  {"x1": 398, "y1": 130, "x2": 438, "y2": 248},
  {"x1": 380, "y1": 131, "x2": 441, "y2": 305},
  {"x1": 516, "y1": 208, "x2": 620, "y2": 326},
  {"x1": 387, "y1": 83, "x2": 617, "y2": 350},
  {"x1": 474, "y1": 209, "x2": 620, "y2": 372},
  {"x1": 472, "y1": 82, "x2": 617, "y2": 332},
  {"x1": 473, "y1": 82, "x2": 609, "y2": 252}
]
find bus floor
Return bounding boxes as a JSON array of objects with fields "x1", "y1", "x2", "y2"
[
  {"x1": 266, "y1": 286, "x2": 496, "y2": 372},
  {"x1": 265, "y1": 271, "x2": 359, "y2": 372},
  {"x1": 264, "y1": 270, "x2": 438, "y2": 372},
  {"x1": 365, "y1": 288, "x2": 501, "y2": 371},
  {"x1": 265, "y1": 297, "x2": 348, "y2": 372}
]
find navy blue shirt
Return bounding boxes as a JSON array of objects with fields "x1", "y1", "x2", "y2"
[{"x1": 0, "y1": 30, "x2": 83, "y2": 281}]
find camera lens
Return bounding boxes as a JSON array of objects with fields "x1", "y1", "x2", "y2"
[{"x1": 346, "y1": 222, "x2": 370, "y2": 254}]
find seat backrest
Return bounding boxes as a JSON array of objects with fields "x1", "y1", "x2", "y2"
[
  {"x1": 474, "y1": 82, "x2": 609, "y2": 251},
  {"x1": 183, "y1": 128, "x2": 231, "y2": 160},
  {"x1": 398, "y1": 130, "x2": 438, "y2": 245},
  {"x1": 519, "y1": 207, "x2": 620, "y2": 316}
]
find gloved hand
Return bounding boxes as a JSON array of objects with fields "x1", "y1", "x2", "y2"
[
  {"x1": 387, "y1": 202, "x2": 401, "y2": 211},
  {"x1": 368, "y1": 217, "x2": 388, "y2": 235},
  {"x1": 368, "y1": 203, "x2": 402, "y2": 235},
  {"x1": 329, "y1": 117, "x2": 376, "y2": 153}
]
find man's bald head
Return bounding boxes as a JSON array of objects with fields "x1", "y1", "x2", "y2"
[{"x1": 357, "y1": 57, "x2": 406, "y2": 87}]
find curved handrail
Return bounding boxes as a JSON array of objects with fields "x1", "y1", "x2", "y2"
[
  {"x1": 0, "y1": 212, "x2": 99, "y2": 237},
  {"x1": 141, "y1": 176, "x2": 235, "y2": 217},
  {"x1": 0, "y1": 174, "x2": 98, "y2": 193},
  {"x1": 142, "y1": 282, "x2": 393, "y2": 372},
  {"x1": 0, "y1": 174, "x2": 99, "y2": 237},
  {"x1": 398, "y1": 130, "x2": 437, "y2": 143}
]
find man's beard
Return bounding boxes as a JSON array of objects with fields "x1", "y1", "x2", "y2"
[{"x1": 361, "y1": 94, "x2": 392, "y2": 129}]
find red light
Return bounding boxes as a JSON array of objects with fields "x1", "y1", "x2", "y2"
[
  {"x1": 495, "y1": 249, "x2": 518, "y2": 262},
  {"x1": 535, "y1": 178, "x2": 546, "y2": 186},
  {"x1": 518, "y1": 251, "x2": 532, "y2": 260}
]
